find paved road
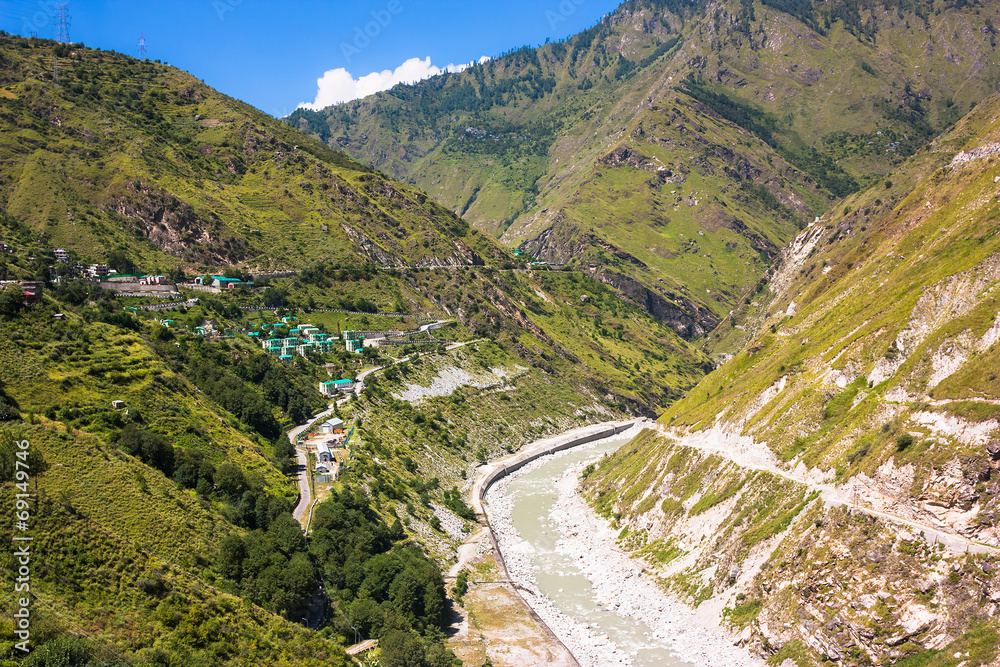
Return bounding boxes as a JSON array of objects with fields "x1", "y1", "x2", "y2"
[
  {"x1": 291, "y1": 446, "x2": 312, "y2": 525},
  {"x1": 288, "y1": 404, "x2": 342, "y2": 527}
]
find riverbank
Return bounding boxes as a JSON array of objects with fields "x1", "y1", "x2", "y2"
[
  {"x1": 550, "y1": 459, "x2": 765, "y2": 667},
  {"x1": 488, "y1": 458, "x2": 634, "y2": 667},
  {"x1": 485, "y1": 432, "x2": 766, "y2": 667}
]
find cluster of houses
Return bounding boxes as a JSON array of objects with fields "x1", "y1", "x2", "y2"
[
  {"x1": 84, "y1": 264, "x2": 111, "y2": 278},
  {"x1": 52, "y1": 248, "x2": 112, "y2": 278},
  {"x1": 302, "y1": 418, "x2": 353, "y2": 479},
  {"x1": 258, "y1": 323, "x2": 338, "y2": 361},
  {"x1": 253, "y1": 321, "x2": 366, "y2": 362},
  {"x1": 0, "y1": 280, "x2": 43, "y2": 304},
  {"x1": 193, "y1": 275, "x2": 253, "y2": 290},
  {"x1": 343, "y1": 330, "x2": 365, "y2": 353},
  {"x1": 319, "y1": 379, "x2": 355, "y2": 395},
  {"x1": 154, "y1": 313, "x2": 368, "y2": 359}
]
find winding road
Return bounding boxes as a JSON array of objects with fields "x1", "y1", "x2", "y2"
[{"x1": 289, "y1": 332, "x2": 482, "y2": 528}]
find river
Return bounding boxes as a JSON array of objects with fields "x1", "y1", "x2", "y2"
[{"x1": 486, "y1": 433, "x2": 690, "y2": 667}]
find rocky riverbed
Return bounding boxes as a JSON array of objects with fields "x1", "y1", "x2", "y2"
[
  {"x1": 485, "y1": 440, "x2": 765, "y2": 667},
  {"x1": 488, "y1": 463, "x2": 634, "y2": 667}
]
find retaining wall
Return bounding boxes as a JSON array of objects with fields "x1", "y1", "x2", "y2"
[
  {"x1": 477, "y1": 420, "x2": 638, "y2": 505},
  {"x1": 466, "y1": 419, "x2": 640, "y2": 667}
]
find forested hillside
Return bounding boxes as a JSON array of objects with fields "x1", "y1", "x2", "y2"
[
  {"x1": 290, "y1": 0, "x2": 1000, "y2": 341},
  {"x1": 0, "y1": 29, "x2": 712, "y2": 666}
]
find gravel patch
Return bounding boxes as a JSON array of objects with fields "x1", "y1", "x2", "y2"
[
  {"x1": 550, "y1": 461, "x2": 765, "y2": 667},
  {"x1": 488, "y1": 459, "x2": 632, "y2": 667},
  {"x1": 430, "y1": 503, "x2": 468, "y2": 542},
  {"x1": 394, "y1": 366, "x2": 519, "y2": 403}
]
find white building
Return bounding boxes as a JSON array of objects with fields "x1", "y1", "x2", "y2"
[{"x1": 318, "y1": 418, "x2": 344, "y2": 434}]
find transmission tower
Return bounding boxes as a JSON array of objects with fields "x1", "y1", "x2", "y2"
[
  {"x1": 55, "y1": 3, "x2": 71, "y2": 44},
  {"x1": 138, "y1": 33, "x2": 148, "y2": 59}
]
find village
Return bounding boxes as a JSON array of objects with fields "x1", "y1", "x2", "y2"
[{"x1": 2, "y1": 240, "x2": 475, "y2": 522}]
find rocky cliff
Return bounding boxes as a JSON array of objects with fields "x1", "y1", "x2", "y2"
[{"x1": 582, "y1": 91, "x2": 1000, "y2": 665}]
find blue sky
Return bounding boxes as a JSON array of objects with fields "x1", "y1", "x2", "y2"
[{"x1": 0, "y1": 0, "x2": 622, "y2": 117}]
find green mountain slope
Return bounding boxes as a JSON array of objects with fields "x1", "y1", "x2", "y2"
[
  {"x1": 0, "y1": 34, "x2": 715, "y2": 666},
  {"x1": 0, "y1": 35, "x2": 509, "y2": 273},
  {"x1": 289, "y1": 0, "x2": 1000, "y2": 336},
  {"x1": 582, "y1": 92, "x2": 1000, "y2": 664}
]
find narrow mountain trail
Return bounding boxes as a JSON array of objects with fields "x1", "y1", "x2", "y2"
[{"x1": 658, "y1": 424, "x2": 998, "y2": 555}]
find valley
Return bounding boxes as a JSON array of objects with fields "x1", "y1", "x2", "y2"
[{"x1": 1, "y1": 0, "x2": 1000, "y2": 666}]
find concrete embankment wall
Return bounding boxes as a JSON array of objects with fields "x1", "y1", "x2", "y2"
[{"x1": 477, "y1": 420, "x2": 638, "y2": 505}]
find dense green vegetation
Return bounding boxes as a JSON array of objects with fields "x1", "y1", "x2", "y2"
[
  {"x1": 2, "y1": 1, "x2": 999, "y2": 665},
  {"x1": 0, "y1": 33, "x2": 510, "y2": 274},
  {"x1": 680, "y1": 75, "x2": 859, "y2": 197},
  {"x1": 309, "y1": 489, "x2": 457, "y2": 667},
  {"x1": 0, "y1": 34, "x2": 711, "y2": 660}
]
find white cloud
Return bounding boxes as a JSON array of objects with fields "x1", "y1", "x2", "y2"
[{"x1": 297, "y1": 56, "x2": 490, "y2": 110}]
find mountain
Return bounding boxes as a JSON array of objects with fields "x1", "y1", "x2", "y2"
[
  {"x1": 0, "y1": 35, "x2": 511, "y2": 273},
  {"x1": 289, "y1": 0, "x2": 1000, "y2": 338},
  {"x1": 4, "y1": 2, "x2": 1000, "y2": 663},
  {"x1": 581, "y1": 90, "x2": 1000, "y2": 664},
  {"x1": 0, "y1": 32, "x2": 712, "y2": 666}
]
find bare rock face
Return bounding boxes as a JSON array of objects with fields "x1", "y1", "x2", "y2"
[
  {"x1": 598, "y1": 145, "x2": 658, "y2": 173},
  {"x1": 591, "y1": 268, "x2": 718, "y2": 339},
  {"x1": 987, "y1": 440, "x2": 1000, "y2": 460},
  {"x1": 518, "y1": 214, "x2": 719, "y2": 339},
  {"x1": 105, "y1": 180, "x2": 250, "y2": 264}
]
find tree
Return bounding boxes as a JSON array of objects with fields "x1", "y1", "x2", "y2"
[
  {"x1": 117, "y1": 425, "x2": 174, "y2": 476},
  {"x1": 107, "y1": 248, "x2": 138, "y2": 275},
  {"x1": 235, "y1": 490, "x2": 257, "y2": 528},
  {"x1": 283, "y1": 551, "x2": 317, "y2": 598},
  {"x1": 348, "y1": 597, "x2": 382, "y2": 638},
  {"x1": 214, "y1": 463, "x2": 247, "y2": 500},
  {"x1": 268, "y1": 512, "x2": 306, "y2": 556},
  {"x1": 0, "y1": 285, "x2": 24, "y2": 319},
  {"x1": 379, "y1": 629, "x2": 426, "y2": 667},
  {"x1": 55, "y1": 280, "x2": 88, "y2": 306},
  {"x1": 218, "y1": 534, "x2": 247, "y2": 581},
  {"x1": 23, "y1": 635, "x2": 98, "y2": 667},
  {"x1": 263, "y1": 287, "x2": 287, "y2": 308}
]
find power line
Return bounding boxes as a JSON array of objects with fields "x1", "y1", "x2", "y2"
[
  {"x1": 55, "y1": 3, "x2": 70, "y2": 44},
  {"x1": 138, "y1": 32, "x2": 148, "y2": 59},
  {"x1": 52, "y1": 3, "x2": 70, "y2": 85}
]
